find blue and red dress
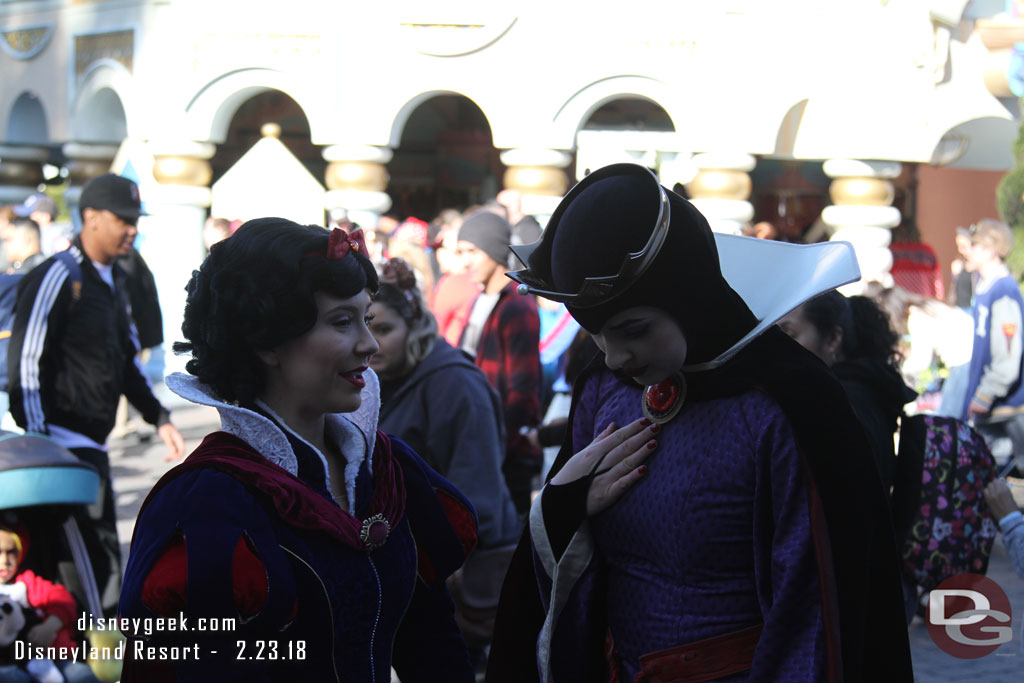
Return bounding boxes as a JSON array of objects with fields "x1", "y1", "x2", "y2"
[{"x1": 118, "y1": 373, "x2": 477, "y2": 682}]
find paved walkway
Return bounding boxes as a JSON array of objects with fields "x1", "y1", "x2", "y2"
[
  {"x1": 907, "y1": 539, "x2": 1024, "y2": 681},
  {"x1": 109, "y1": 400, "x2": 1024, "y2": 681},
  {"x1": 109, "y1": 397, "x2": 219, "y2": 562}
]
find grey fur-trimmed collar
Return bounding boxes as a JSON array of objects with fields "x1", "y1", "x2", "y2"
[{"x1": 165, "y1": 371, "x2": 381, "y2": 515}]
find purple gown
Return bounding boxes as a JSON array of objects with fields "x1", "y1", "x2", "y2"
[{"x1": 531, "y1": 369, "x2": 827, "y2": 682}]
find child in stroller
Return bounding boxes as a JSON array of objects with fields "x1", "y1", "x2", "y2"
[
  {"x1": 0, "y1": 433, "x2": 106, "y2": 683},
  {"x1": 0, "y1": 524, "x2": 100, "y2": 682}
]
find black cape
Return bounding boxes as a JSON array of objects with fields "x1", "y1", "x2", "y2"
[
  {"x1": 834, "y1": 357, "x2": 918, "y2": 492},
  {"x1": 486, "y1": 327, "x2": 913, "y2": 682}
]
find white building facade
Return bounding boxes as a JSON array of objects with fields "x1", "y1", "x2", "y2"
[{"x1": 1, "y1": 0, "x2": 1021, "y2": 361}]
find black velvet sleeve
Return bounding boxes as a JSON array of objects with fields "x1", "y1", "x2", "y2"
[
  {"x1": 540, "y1": 477, "x2": 589, "y2": 561},
  {"x1": 537, "y1": 418, "x2": 568, "y2": 448}
]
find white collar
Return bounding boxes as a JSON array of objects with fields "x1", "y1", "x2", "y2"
[
  {"x1": 165, "y1": 371, "x2": 381, "y2": 515},
  {"x1": 683, "y1": 235, "x2": 861, "y2": 372}
]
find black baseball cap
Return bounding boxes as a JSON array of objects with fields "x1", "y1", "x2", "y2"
[{"x1": 79, "y1": 174, "x2": 149, "y2": 221}]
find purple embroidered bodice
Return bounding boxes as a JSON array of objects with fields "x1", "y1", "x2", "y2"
[{"x1": 573, "y1": 370, "x2": 826, "y2": 681}]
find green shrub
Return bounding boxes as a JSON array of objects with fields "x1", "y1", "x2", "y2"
[
  {"x1": 998, "y1": 103, "x2": 1024, "y2": 279},
  {"x1": 998, "y1": 167, "x2": 1024, "y2": 277}
]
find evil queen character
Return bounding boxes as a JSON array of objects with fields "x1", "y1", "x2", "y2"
[{"x1": 486, "y1": 164, "x2": 913, "y2": 682}]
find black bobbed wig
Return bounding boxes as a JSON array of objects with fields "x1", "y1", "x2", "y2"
[
  {"x1": 176, "y1": 217, "x2": 379, "y2": 405},
  {"x1": 512, "y1": 164, "x2": 757, "y2": 365}
]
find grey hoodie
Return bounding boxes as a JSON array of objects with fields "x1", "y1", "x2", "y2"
[{"x1": 379, "y1": 339, "x2": 520, "y2": 548}]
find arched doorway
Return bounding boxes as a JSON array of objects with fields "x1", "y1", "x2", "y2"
[
  {"x1": 388, "y1": 94, "x2": 501, "y2": 221},
  {"x1": 749, "y1": 160, "x2": 831, "y2": 242},
  {"x1": 3, "y1": 92, "x2": 55, "y2": 195},
  {"x1": 72, "y1": 87, "x2": 127, "y2": 143},
  {"x1": 62, "y1": 86, "x2": 129, "y2": 226},
  {"x1": 575, "y1": 97, "x2": 677, "y2": 182},
  {"x1": 7, "y1": 92, "x2": 49, "y2": 145},
  {"x1": 582, "y1": 97, "x2": 674, "y2": 132},
  {"x1": 754, "y1": 101, "x2": 832, "y2": 242},
  {"x1": 208, "y1": 90, "x2": 321, "y2": 185}
]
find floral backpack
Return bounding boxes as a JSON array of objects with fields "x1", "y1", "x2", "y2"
[{"x1": 891, "y1": 414, "x2": 998, "y2": 590}]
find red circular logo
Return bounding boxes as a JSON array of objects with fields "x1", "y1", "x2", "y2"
[{"x1": 926, "y1": 573, "x2": 1013, "y2": 658}]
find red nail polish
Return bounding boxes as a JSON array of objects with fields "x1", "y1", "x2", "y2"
[
  {"x1": 639, "y1": 418, "x2": 651, "y2": 427},
  {"x1": 638, "y1": 465, "x2": 648, "y2": 475},
  {"x1": 650, "y1": 423, "x2": 661, "y2": 433},
  {"x1": 646, "y1": 440, "x2": 657, "y2": 450}
]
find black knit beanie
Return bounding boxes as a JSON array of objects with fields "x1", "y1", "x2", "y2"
[{"x1": 459, "y1": 211, "x2": 512, "y2": 266}]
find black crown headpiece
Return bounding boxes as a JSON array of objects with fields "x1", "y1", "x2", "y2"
[{"x1": 507, "y1": 164, "x2": 669, "y2": 307}]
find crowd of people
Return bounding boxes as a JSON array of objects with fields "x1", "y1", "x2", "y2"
[{"x1": 0, "y1": 165, "x2": 1021, "y2": 682}]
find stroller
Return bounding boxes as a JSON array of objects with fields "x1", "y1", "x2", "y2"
[{"x1": 0, "y1": 432, "x2": 104, "y2": 624}]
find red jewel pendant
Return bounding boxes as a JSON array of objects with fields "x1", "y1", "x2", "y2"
[{"x1": 641, "y1": 372, "x2": 686, "y2": 424}]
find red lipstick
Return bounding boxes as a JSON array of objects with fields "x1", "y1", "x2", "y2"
[
  {"x1": 341, "y1": 366, "x2": 367, "y2": 388},
  {"x1": 620, "y1": 365, "x2": 649, "y2": 378}
]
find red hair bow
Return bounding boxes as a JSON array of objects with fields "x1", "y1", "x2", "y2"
[{"x1": 327, "y1": 228, "x2": 368, "y2": 259}]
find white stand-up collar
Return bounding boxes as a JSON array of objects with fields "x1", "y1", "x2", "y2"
[
  {"x1": 683, "y1": 235, "x2": 862, "y2": 372},
  {"x1": 165, "y1": 370, "x2": 381, "y2": 515}
]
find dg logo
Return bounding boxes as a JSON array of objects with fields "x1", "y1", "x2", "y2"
[{"x1": 926, "y1": 574, "x2": 1013, "y2": 658}]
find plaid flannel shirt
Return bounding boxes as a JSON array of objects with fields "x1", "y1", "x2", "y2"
[{"x1": 474, "y1": 282, "x2": 543, "y2": 466}]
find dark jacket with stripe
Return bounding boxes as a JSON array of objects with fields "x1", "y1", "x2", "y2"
[{"x1": 7, "y1": 237, "x2": 167, "y2": 444}]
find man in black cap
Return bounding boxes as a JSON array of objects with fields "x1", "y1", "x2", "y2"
[{"x1": 7, "y1": 173, "x2": 184, "y2": 616}]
